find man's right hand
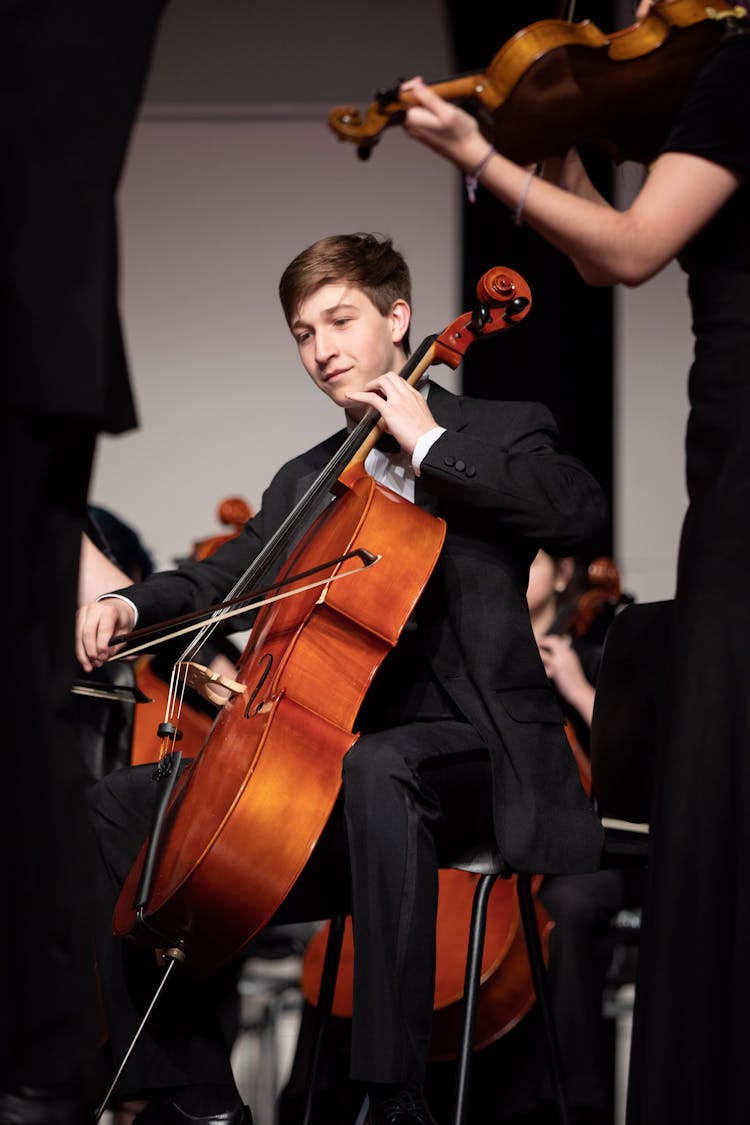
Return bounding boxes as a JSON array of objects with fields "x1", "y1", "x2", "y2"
[{"x1": 75, "y1": 597, "x2": 136, "y2": 672}]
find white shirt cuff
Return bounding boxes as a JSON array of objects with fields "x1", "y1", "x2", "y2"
[
  {"x1": 96, "y1": 592, "x2": 139, "y2": 628},
  {"x1": 412, "y1": 426, "x2": 446, "y2": 476}
]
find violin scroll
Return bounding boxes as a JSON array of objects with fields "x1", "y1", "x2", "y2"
[
  {"x1": 329, "y1": 73, "x2": 491, "y2": 160},
  {"x1": 329, "y1": 85, "x2": 405, "y2": 160}
]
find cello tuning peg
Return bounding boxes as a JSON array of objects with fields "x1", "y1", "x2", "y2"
[
  {"x1": 468, "y1": 304, "x2": 491, "y2": 333},
  {"x1": 504, "y1": 296, "x2": 530, "y2": 321}
]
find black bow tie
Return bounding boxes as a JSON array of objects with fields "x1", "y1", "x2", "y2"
[{"x1": 375, "y1": 431, "x2": 401, "y2": 455}]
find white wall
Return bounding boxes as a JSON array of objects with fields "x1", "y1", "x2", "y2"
[
  {"x1": 613, "y1": 154, "x2": 691, "y2": 603},
  {"x1": 614, "y1": 267, "x2": 691, "y2": 601},
  {"x1": 89, "y1": 0, "x2": 461, "y2": 571},
  {"x1": 91, "y1": 107, "x2": 460, "y2": 570}
]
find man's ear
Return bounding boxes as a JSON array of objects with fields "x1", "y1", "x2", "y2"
[{"x1": 389, "y1": 299, "x2": 411, "y2": 345}]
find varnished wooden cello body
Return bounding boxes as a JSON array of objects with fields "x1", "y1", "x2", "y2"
[
  {"x1": 112, "y1": 269, "x2": 532, "y2": 976},
  {"x1": 329, "y1": 0, "x2": 747, "y2": 165}
]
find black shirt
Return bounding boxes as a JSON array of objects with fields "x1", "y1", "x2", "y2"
[{"x1": 661, "y1": 27, "x2": 750, "y2": 272}]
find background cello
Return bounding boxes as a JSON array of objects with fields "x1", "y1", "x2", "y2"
[{"x1": 130, "y1": 496, "x2": 253, "y2": 765}]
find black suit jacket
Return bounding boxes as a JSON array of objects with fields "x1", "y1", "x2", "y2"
[{"x1": 125, "y1": 383, "x2": 607, "y2": 874}]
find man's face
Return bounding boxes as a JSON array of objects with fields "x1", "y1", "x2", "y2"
[{"x1": 290, "y1": 283, "x2": 409, "y2": 418}]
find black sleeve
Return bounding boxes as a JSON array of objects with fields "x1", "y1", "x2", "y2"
[{"x1": 662, "y1": 29, "x2": 750, "y2": 176}]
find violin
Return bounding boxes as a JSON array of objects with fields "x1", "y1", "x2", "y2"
[{"x1": 329, "y1": 1, "x2": 747, "y2": 165}]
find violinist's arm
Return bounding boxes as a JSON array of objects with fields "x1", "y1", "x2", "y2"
[
  {"x1": 402, "y1": 78, "x2": 742, "y2": 286},
  {"x1": 539, "y1": 149, "x2": 609, "y2": 207}
]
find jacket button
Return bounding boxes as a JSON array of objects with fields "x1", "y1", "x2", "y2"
[
  {"x1": 466, "y1": 465, "x2": 476, "y2": 477},
  {"x1": 443, "y1": 456, "x2": 455, "y2": 467},
  {"x1": 455, "y1": 459, "x2": 466, "y2": 472}
]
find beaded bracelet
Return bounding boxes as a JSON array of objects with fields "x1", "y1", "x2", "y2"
[
  {"x1": 464, "y1": 145, "x2": 496, "y2": 204},
  {"x1": 513, "y1": 163, "x2": 542, "y2": 226}
]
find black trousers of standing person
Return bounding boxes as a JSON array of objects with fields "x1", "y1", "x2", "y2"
[
  {"x1": 1, "y1": 0, "x2": 168, "y2": 1107},
  {"x1": 0, "y1": 413, "x2": 99, "y2": 1096}
]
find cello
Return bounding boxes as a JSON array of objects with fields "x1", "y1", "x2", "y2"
[
  {"x1": 328, "y1": 1, "x2": 747, "y2": 165},
  {"x1": 110, "y1": 267, "x2": 533, "y2": 977}
]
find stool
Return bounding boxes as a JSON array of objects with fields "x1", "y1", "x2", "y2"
[
  {"x1": 449, "y1": 856, "x2": 567, "y2": 1125},
  {"x1": 299, "y1": 818, "x2": 649, "y2": 1125},
  {"x1": 298, "y1": 852, "x2": 567, "y2": 1125},
  {"x1": 454, "y1": 821, "x2": 649, "y2": 1125}
]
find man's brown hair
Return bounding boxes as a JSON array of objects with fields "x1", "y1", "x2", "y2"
[{"x1": 279, "y1": 232, "x2": 412, "y2": 353}]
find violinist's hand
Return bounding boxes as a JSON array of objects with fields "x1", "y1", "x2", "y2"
[
  {"x1": 400, "y1": 76, "x2": 491, "y2": 175},
  {"x1": 76, "y1": 597, "x2": 135, "y2": 673},
  {"x1": 345, "y1": 371, "x2": 439, "y2": 456},
  {"x1": 537, "y1": 634, "x2": 595, "y2": 728}
]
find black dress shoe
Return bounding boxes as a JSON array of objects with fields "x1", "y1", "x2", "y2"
[
  {"x1": 0, "y1": 1087, "x2": 89, "y2": 1125},
  {"x1": 367, "y1": 1090, "x2": 438, "y2": 1125},
  {"x1": 133, "y1": 1101, "x2": 252, "y2": 1125}
]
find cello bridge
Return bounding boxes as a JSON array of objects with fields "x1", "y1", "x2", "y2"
[{"x1": 180, "y1": 661, "x2": 245, "y2": 706}]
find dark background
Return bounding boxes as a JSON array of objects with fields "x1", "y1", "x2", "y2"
[{"x1": 445, "y1": 2, "x2": 619, "y2": 554}]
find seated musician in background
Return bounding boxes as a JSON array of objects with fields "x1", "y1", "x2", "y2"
[
  {"x1": 76, "y1": 232, "x2": 608, "y2": 1125},
  {"x1": 79, "y1": 509, "x2": 244, "y2": 764},
  {"x1": 74, "y1": 508, "x2": 156, "y2": 785},
  {"x1": 494, "y1": 551, "x2": 644, "y2": 1125}
]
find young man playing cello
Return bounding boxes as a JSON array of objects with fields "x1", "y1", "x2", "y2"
[{"x1": 77, "y1": 232, "x2": 607, "y2": 1125}]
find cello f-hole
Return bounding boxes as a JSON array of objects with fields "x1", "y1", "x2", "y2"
[{"x1": 244, "y1": 654, "x2": 273, "y2": 718}]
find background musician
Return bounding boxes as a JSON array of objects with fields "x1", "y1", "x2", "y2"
[{"x1": 503, "y1": 551, "x2": 644, "y2": 1125}]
